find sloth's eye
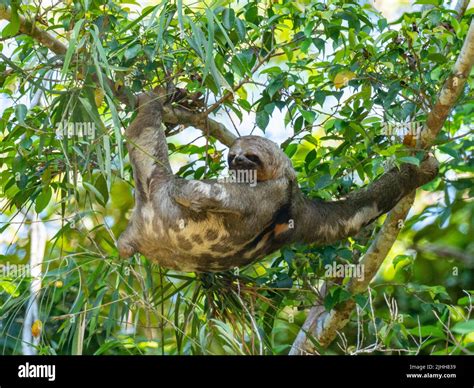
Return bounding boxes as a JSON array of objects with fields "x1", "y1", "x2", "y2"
[
  {"x1": 228, "y1": 154, "x2": 236, "y2": 164},
  {"x1": 245, "y1": 154, "x2": 261, "y2": 164}
]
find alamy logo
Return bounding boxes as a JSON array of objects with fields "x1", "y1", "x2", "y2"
[
  {"x1": 382, "y1": 121, "x2": 422, "y2": 139},
  {"x1": 55, "y1": 121, "x2": 96, "y2": 140},
  {"x1": 217, "y1": 169, "x2": 257, "y2": 187},
  {"x1": 0, "y1": 262, "x2": 30, "y2": 278},
  {"x1": 324, "y1": 262, "x2": 364, "y2": 281},
  {"x1": 18, "y1": 362, "x2": 56, "y2": 382}
]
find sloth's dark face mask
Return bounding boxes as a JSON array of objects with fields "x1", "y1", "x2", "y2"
[{"x1": 228, "y1": 152, "x2": 261, "y2": 171}]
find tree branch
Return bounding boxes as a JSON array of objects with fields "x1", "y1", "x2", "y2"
[
  {"x1": 0, "y1": 6, "x2": 67, "y2": 55},
  {"x1": 290, "y1": 19, "x2": 474, "y2": 354},
  {"x1": 422, "y1": 19, "x2": 474, "y2": 146},
  {"x1": 0, "y1": 5, "x2": 237, "y2": 147},
  {"x1": 454, "y1": 0, "x2": 471, "y2": 20},
  {"x1": 412, "y1": 243, "x2": 474, "y2": 267},
  {"x1": 290, "y1": 193, "x2": 415, "y2": 354},
  {"x1": 163, "y1": 105, "x2": 237, "y2": 146}
]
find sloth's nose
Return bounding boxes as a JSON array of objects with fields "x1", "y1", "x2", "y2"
[{"x1": 234, "y1": 155, "x2": 246, "y2": 164}]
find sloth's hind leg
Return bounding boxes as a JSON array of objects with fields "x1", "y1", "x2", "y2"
[{"x1": 117, "y1": 222, "x2": 138, "y2": 258}]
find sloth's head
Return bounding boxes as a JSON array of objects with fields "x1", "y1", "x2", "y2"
[
  {"x1": 228, "y1": 136, "x2": 296, "y2": 182},
  {"x1": 135, "y1": 88, "x2": 170, "y2": 114}
]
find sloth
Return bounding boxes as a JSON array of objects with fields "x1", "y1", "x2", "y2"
[{"x1": 117, "y1": 92, "x2": 439, "y2": 272}]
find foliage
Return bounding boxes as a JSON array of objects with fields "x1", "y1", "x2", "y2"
[{"x1": 0, "y1": 0, "x2": 473, "y2": 355}]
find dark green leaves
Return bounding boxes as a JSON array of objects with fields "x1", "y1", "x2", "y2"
[
  {"x1": 256, "y1": 110, "x2": 269, "y2": 130},
  {"x1": 14, "y1": 104, "x2": 27, "y2": 125},
  {"x1": 222, "y1": 8, "x2": 235, "y2": 30},
  {"x1": 35, "y1": 187, "x2": 52, "y2": 213},
  {"x1": 451, "y1": 320, "x2": 474, "y2": 335},
  {"x1": 2, "y1": 4, "x2": 19, "y2": 38}
]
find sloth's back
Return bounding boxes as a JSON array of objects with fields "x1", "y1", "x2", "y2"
[{"x1": 133, "y1": 192, "x2": 290, "y2": 272}]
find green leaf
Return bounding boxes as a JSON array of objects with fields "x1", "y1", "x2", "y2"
[
  {"x1": 256, "y1": 110, "x2": 269, "y2": 130},
  {"x1": 237, "y1": 98, "x2": 251, "y2": 112},
  {"x1": 36, "y1": 187, "x2": 52, "y2": 213},
  {"x1": 315, "y1": 174, "x2": 332, "y2": 190},
  {"x1": 211, "y1": 10, "x2": 236, "y2": 51},
  {"x1": 105, "y1": 95, "x2": 124, "y2": 177},
  {"x1": 124, "y1": 44, "x2": 141, "y2": 60},
  {"x1": 407, "y1": 325, "x2": 445, "y2": 338},
  {"x1": 222, "y1": 8, "x2": 235, "y2": 30},
  {"x1": 457, "y1": 294, "x2": 474, "y2": 306},
  {"x1": 324, "y1": 286, "x2": 351, "y2": 310},
  {"x1": 354, "y1": 294, "x2": 368, "y2": 308},
  {"x1": 2, "y1": 6, "x2": 20, "y2": 38},
  {"x1": 203, "y1": 7, "x2": 215, "y2": 82},
  {"x1": 452, "y1": 320, "x2": 474, "y2": 335},
  {"x1": 393, "y1": 254, "x2": 412, "y2": 269},
  {"x1": 399, "y1": 156, "x2": 420, "y2": 166},
  {"x1": 438, "y1": 145, "x2": 459, "y2": 159},
  {"x1": 72, "y1": 311, "x2": 86, "y2": 355},
  {"x1": 301, "y1": 110, "x2": 316, "y2": 124},
  {"x1": 235, "y1": 18, "x2": 246, "y2": 40},
  {"x1": 78, "y1": 95, "x2": 103, "y2": 134},
  {"x1": 94, "y1": 174, "x2": 109, "y2": 206},
  {"x1": 103, "y1": 134, "x2": 112, "y2": 191},
  {"x1": 118, "y1": 4, "x2": 159, "y2": 34},
  {"x1": 267, "y1": 78, "x2": 283, "y2": 98},
  {"x1": 414, "y1": 0, "x2": 440, "y2": 5},
  {"x1": 177, "y1": 0, "x2": 185, "y2": 34},
  {"x1": 83, "y1": 181, "x2": 105, "y2": 205},
  {"x1": 90, "y1": 26, "x2": 110, "y2": 74},
  {"x1": 301, "y1": 38, "x2": 312, "y2": 53},
  {"x1": 282, "y1": 248, "x2": 295, "y2": 265},
  {"x1": 304, "y1": 20, "x2": 315, "y2": 38},
  {"x1": 244, "y1": 4, "x2": 258, "y2": 24},
  {"x1": 15, "y1": 104, "x2": 27, "y2": 125},
  {"x1": 62, "y1": 19, "x2": 85, "y2": 76},
  {"x1": 427, "y1": 53, "x2": 446, "y2": 64},
  {"x1": 17, "y1": 174, "x2": 28, "y2": 190},
  {"x1": 0, "y1": 280, "x2": 20, "y2": 297}
]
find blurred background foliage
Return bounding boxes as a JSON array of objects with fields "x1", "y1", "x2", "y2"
[{"x1": 0, "y1": 0, "x2": 473, "y2": 355}]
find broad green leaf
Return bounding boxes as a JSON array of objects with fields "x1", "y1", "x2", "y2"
[
  {"x1": 14, "y1": 104, "x2": 27, "y2": 125},
  {"x1": 452, "y1": 320, "x2": 474, "y2": 335},
  {"x1": 2, "y1": 6, "x2": 20, "y2": 38}
]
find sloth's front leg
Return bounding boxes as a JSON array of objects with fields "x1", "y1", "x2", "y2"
[
  {"x1": 171, "y1": 180, "x2": 243, "y2": 214},
  {"x1": 293, "y1": 155, "x2": 439, "y2": 245},
  {"x1": 171, "y1": 178, "x2": 289, "y2": 215}
]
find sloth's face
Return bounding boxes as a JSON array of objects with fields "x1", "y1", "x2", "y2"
[
  {"x1": 227, "y1": 151, "x2": 262, "y2": 171},
  {"x1": 228, "y1": 152, "x2": 270, "y2": 182},
  {"x1": 228, "y1": 136, "x2": 287, "y2": 182}
]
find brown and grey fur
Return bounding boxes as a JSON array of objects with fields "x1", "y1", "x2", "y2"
[{"x1": 118, "y1": 92, "x2": 439, "y2": 272}]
